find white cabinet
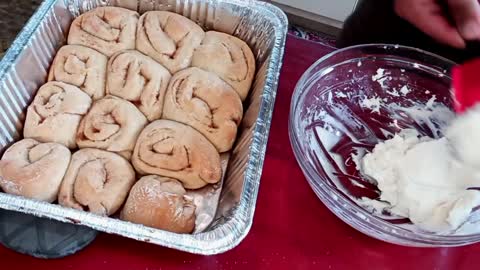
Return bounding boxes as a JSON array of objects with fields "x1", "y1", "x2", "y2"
[{"x1": 272, "y1": 0, "x2": 358, "y2": 27}]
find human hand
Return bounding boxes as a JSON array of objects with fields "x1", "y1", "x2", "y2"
[{"x1": 395, "y1": 0, "x2": 480, "y2": 49}]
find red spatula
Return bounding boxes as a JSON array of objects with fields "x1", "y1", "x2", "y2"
[{"x1": 452, "y1": 56, "x2": 480, "y2": 113}]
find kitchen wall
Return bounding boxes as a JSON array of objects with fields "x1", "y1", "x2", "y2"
[{"x1": 267, "y1": 0, "x2": 359, "y2": 35}]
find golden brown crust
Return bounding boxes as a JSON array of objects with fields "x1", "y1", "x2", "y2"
[
  {"x1": 121, "y1": 175, "x2": 196, "y2": 233},
  {"x1": 48, "y1": 45, "x2": 107, "y2": 100},
  {"x1": 58, "y1": 148, "x2": 136, "y2": 216},
  {"x1": 107, "y1": 50, "x2": 171, "y2": 121},
  {"x1": 163, "y1": 67, "x2": 243, "y2": 152},
  {"x1": 68, "y1": 7, "x2": 139, "y2": 57},
  {"x1": 132, "y1": 120, "x2": 222, "y2": 189},
  {"x1": 136, "y1": 11, "x2": 205, "y2": 73},
  {"x1": 24, "y1": 82, "x2": 92, "y2": 149},
  {"x1": 0, "y1": 139, "x2": 71, "y2": 202},
  {"x1": 191, "y1": 31, "x2": 256, "y2": 101},
  {"x1": 76, "y1": 95, "x2": 147, "y2": 158}
]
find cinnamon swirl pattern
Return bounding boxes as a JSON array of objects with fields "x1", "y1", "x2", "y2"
[
  {"x1": 132, "y1": 120, "x2": 222, "y2": 189},
  {"x1": 191, "y1": 31, "x2": 256, "y2": 101},
  {"x1": 163, "y1": 68, "x2": 243, "y2": 152},
  {"x1": 24, "y1": 82, "x2": 92, "y2": 149},
  {"x1": 48, "y1": 45, "x2": 108, "y2": 100},
  {"x1": 76, "y1": 95, "x2": 147, "y2": 159},
  {"x1": 107, "y1": 50, "x2": 171, "y2": 121},
  {"x1": 121, "y1": 175, "x2": 196, "y2": 233},
  {"x1": 68, "y1": 6, "x2": 139, "y2": 57},
  {"x1": 0, "y1": 139, "x2": 71, "y2": 202},
  {"x1": 59, "y1": 148, "x2": 136, "y2": 216},
  {"x1": 136, "y1": 11, "x2": 205, "y2": 74}
]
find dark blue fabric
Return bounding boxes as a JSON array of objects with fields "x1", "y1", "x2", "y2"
[{"x1": 0, "y1": 209, "x2": 97, "y2": 258}]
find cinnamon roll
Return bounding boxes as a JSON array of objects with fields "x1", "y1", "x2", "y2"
[
  {"x1": 107, "y1": 50, "x2": 171, "y2": 121},
  {"x1": 24, "y1": 82, "x2": 92, "y2": 149},
  {"x1": 163, "y1": 68, "x2": 243, "y2": 152},
  {"x1": 0, "y1": 139, "x2": 71, "y2": 202},
  {"x1": 120, "y1": 175, "x2": 196, "y2": 233},
  {"x1": 132, "y1": 120, "x2": 221, "y2": 189},
  {"x1": 76, "y1": 95, "x2": 147, "y2": 159},
  {"x1": 59, "y1": 148, "x2": 135, "y2": 216},
  {"x1": 136, "y1": 11, "x2": 205, "y2": 74},
  {"x1": 191, "y1": 31, "x2": 256, "y2": 101},
  {"x1": 68, "y1": 6, "x2": 139, "y2": 57},
  {"x1": 48, "y1": 45, "x2": 107, "y2": 100}
]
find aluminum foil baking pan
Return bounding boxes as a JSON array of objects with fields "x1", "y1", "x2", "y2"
[{"x1": 0, "y1": 0, "x2": 287, "y2": 254}]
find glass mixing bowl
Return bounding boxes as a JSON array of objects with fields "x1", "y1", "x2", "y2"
[{"x1": 289, "y1": 44, "x2": 480, "y2": 247}]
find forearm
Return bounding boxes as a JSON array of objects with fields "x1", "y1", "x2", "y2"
[{"x1": 337, "y1": 0, "x2": 474, "y2": 63}]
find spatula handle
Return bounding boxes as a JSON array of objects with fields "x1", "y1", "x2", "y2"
[{"x1": 466, "y1": 40, "x2": 480, "y2": 58}]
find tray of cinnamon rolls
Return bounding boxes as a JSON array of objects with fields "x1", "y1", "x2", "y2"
[{"x1": 0, "y1": 0, "x2": 287, "y2": 255}]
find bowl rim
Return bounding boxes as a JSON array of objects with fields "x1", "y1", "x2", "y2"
[{"x1": 288, "y1": 43, "x2": 480, "y2": 247}]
